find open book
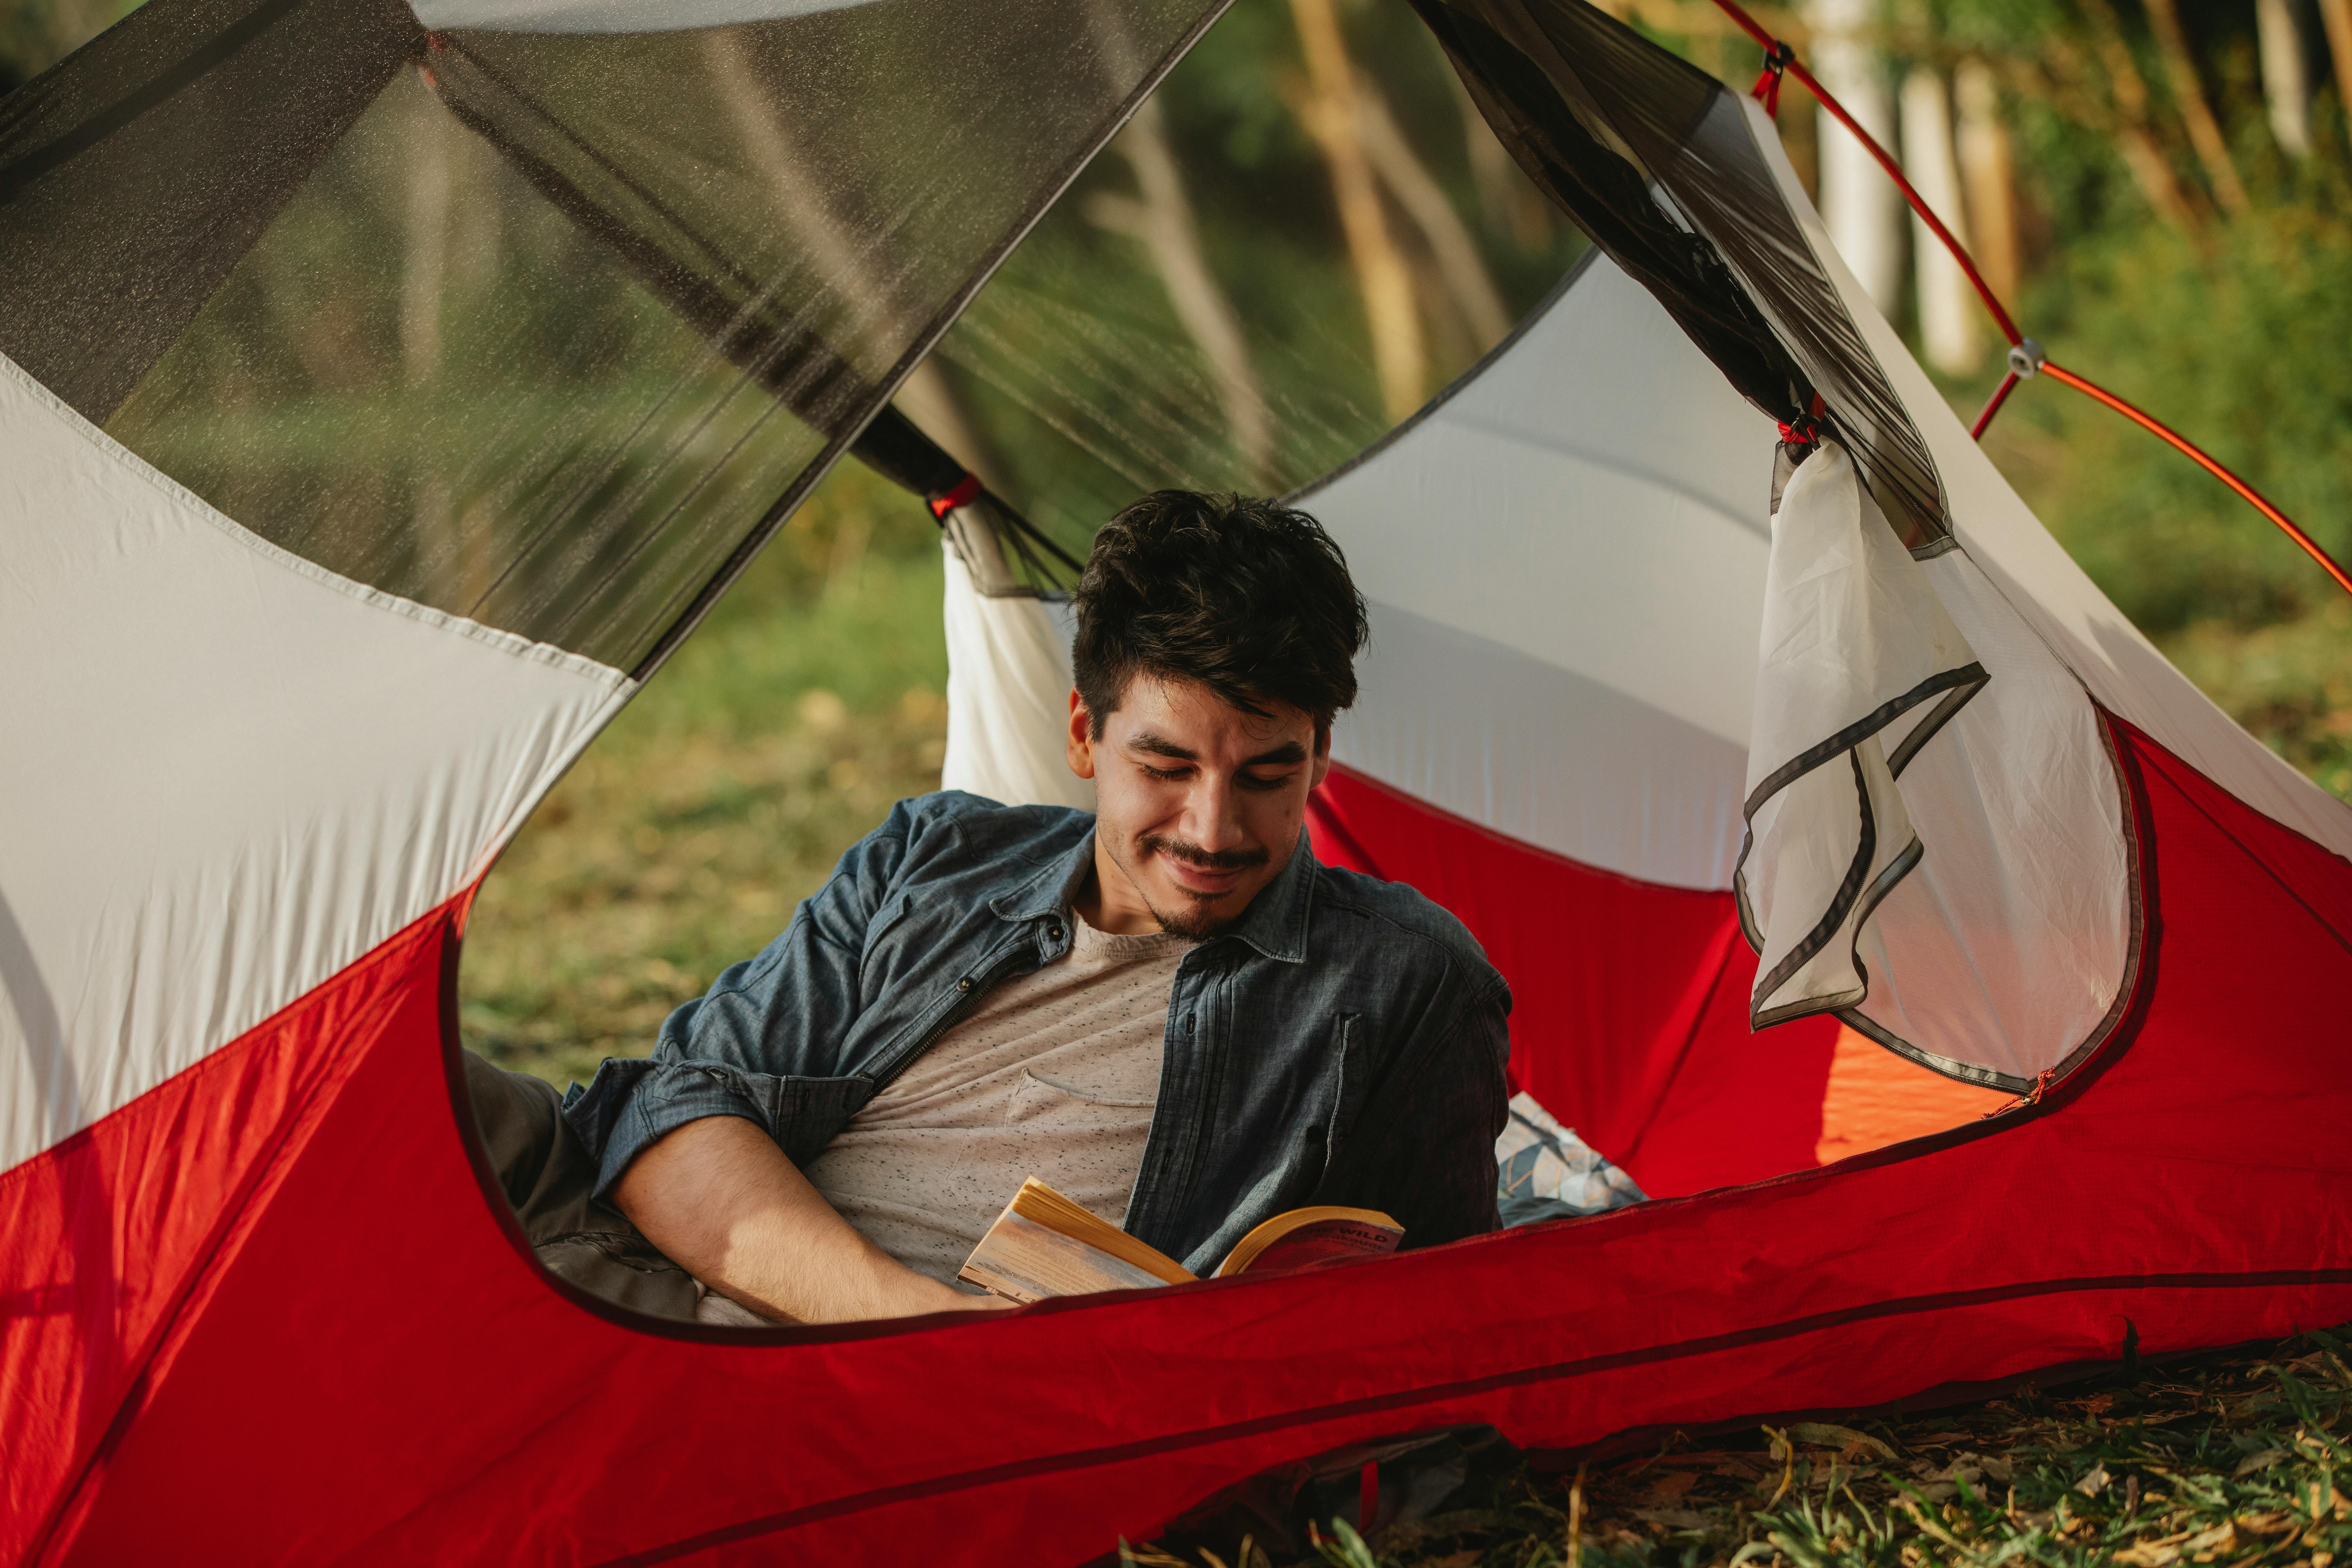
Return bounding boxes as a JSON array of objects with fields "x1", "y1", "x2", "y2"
[{"x1": 957, "y1": 1177, "x2": 1402, "y2": 1303}]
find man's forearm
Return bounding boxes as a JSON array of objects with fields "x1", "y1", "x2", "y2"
[{"x1": 612, "y1": 1115, "x2": 1007, "y2": 1324}]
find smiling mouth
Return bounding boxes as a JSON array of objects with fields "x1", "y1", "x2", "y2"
[
  {"x1": 1139, "y1": 834, "x2": 1266, "y2": 897},
  {"x1": 1163, "y1": 858, "x2": 1247, "y2": 896}
]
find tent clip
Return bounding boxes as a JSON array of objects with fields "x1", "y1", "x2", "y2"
[
  {"x1": 929, "y1": 472, "x2": 985, "y2": 520},
  {"x1": 1775, "y1": 390, "x2": 1826, "y2": 448},
  {"x1": 1749, "y1": 40, "x2": 1794, "y2": 117}
]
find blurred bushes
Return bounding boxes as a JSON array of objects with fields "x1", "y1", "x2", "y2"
[{"x1": 2009, "y1": 195, "x2": 2352, "y2": 635}]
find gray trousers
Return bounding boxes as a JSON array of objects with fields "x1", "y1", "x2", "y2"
[{"x1": 462, "y1": 1050, "x2": 701, "y2": 1321}]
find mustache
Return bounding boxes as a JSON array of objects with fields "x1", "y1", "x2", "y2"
[{"x1": 1138, "y1": 834, "x2": 1270, "y2": 873}]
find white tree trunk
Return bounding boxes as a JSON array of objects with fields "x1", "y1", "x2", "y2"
[
  {"x1": 1954, "y1": 61, "x2": 2021, "y2": 316},
  {"x1": 1805, "y1": 0, "x2": 1906, "y2": 315},
  {"x1": 2259, "y1": 0, "x2": 2314, "y2": 158},
  {"x1": 1090, "y1": 96, "x2": 1275, "y2": 482},
  {"x1": 1899, "y1": 68, "x2": 1980, "y2": 374}
]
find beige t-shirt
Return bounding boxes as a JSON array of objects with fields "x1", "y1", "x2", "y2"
[{"x1": 797, "y1": 911, "x2": 1193, "y2": 1287}]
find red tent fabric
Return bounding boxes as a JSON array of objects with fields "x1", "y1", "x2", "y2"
[{"x1": 5, "y1": 722, "x2": 2345, "y2": 1565}]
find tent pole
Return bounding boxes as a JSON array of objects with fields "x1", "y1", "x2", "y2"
[
  {"x1": 1701, "y1": 0, "x2": 2351, "y2": 602},
  {"x1": 2040, "y1": 361, "x2": 2352, "y2": 597}
]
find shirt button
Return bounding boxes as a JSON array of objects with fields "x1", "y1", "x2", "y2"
[
  {"x1": 1048, "y1": 926, "x2": 1064, "y2": 940},
  {"x1": 957, "y1": 977, "x2": 974, "y2": 991}
]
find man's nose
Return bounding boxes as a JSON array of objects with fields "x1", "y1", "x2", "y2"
[{"x1": 1180, "y1": 774, "x2": 1248, "y2": 852}]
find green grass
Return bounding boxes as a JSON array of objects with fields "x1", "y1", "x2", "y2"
[{"x1": 1120, "y1": 1326, "x2": 2352, "y2": 1568}]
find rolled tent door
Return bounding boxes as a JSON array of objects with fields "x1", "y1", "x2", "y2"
[{"x1": 937, "y1": 500, "x2": 1093, "y2": 813}]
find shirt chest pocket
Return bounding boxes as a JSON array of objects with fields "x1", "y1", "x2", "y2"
[{"x1": 1005, "y1": 1069, "x2": 1158, "y2": 1125}]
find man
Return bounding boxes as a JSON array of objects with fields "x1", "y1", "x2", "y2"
[{"x1": 479, "y1": 490, "x2": 1510, "y2": 1325}]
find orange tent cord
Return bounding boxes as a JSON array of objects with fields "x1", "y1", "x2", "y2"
[
  {"x1": 1697, "y1": 0, "x2": 2352, "y2": 600},
  {"x1": 2041, "y1": 360, "x2": 2352, "y2": 596}
]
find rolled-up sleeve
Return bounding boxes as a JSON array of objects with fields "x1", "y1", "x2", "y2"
[{"x1": 560, "y1": 805, "x2": 915, "y2": 1197}]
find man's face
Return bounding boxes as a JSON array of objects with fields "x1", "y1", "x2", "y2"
[{"x1": 1067, "y1": 674, "x2": 1331, "y2": 939}]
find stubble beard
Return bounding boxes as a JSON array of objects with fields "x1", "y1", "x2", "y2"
[{"x1": 1110, "y1": 831, "x2": 1274, "y2": 940}]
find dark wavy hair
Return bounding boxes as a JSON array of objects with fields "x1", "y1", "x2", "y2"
[{"x1": 1072, "y1": 490, "x2": 1369, "y2": 740}]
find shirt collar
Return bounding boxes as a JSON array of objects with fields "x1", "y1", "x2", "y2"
[{"x1": 990, "y1": 822, "x2": 1318, "y2": 964}]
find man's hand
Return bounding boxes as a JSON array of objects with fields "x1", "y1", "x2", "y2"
[{"x1": 612, "y1": 1115, "x2": 1016, "y2": 1325}]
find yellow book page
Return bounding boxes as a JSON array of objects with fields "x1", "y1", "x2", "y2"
[
  {"x1": 1212, "y1": 1206, "x2": 1402, "y2": 1277},
  {"x1": 1005, "y1": 1177, "x2": 1193, "y2": 1283}
]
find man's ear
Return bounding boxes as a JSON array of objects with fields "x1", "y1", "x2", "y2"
[
  {"x1": 1309, "y1": 724, "x2": 1332, "y2": 791},
  {"x1": 1066, "y1": 689, "x2": 1098, "y2": 781}
]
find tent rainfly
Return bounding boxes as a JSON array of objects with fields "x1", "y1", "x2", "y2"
[{"x1": 2, "y1": 0, "x2": 2348, "y2": 1560}]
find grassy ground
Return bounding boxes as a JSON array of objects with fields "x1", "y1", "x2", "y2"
[{"x1": 1121, "y1": 1326, "x2": 2352, "y2": 1568}]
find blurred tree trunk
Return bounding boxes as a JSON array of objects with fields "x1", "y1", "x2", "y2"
[
  {"x1": 1900, "y1": 68, "x2": 1980, "y2": 373},
  {"x1": 1954, "y1": 60, "x2": 2021, "y2": 314},
  {"x1": 2258, "y1": 0, "x2": 2314, "y2": 158},
  {"x1": 1289, "y1": 0, "x2": 1427, "y2": 423},
  {"x1": 402, "y1": 84, "x2": 465, "y2": 608},
  {"x1": 2142, "y1": 0, "x2": 2250, "y2": 213},
  {"x1": 1087, "y1": 95, "x2": 1276, "y2": 484},
  {"x1": 1354, "y1": 83, "x2": 1511, "y2": 345},
  {"x1": 1804, "y1": 0, "x2": 1906, "y2": 314},
  {"x1": 401, "y1": 113, "x2": 450, "y2": 392},
  {"x1": 2069, "y1": 0, "x2": 2207, "y2": 233},
  {"x1": 706, "y1": 32, "x2": 894, "y2": 366},
  {"x1": 706, "y1": 31, "x2": 1008, "y2": 488},
  {"x1": 2314, "y1": 0, "x2": 2352, "y2": 154}
]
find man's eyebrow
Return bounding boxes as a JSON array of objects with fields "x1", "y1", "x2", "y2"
[
  {"x1": 1123, "y1": 733, "x2": 1308, "y2": 767},
  {"x1": 1126, "y1": 730, "x2": 1198, "y2": 761}
]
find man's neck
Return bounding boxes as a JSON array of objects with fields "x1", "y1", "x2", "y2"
[{"x1": 1072, "y1": 839, "x2": 1164, "y2": 936}]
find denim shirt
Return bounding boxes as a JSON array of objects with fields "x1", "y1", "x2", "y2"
[{"x1": 564, "y1": 791, "x2": 1512, "y2": 1274}]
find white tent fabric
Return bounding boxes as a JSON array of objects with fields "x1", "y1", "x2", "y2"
[
  {"x1": 407, "y1": 0, "x2": 880, "y2": 34},
  {"x1": 938, "y1": 511, "x2": 1092, "y2": 813},
  {"x1": 1301, "y1": 257, "x2": 1776, "y2": 890},
  {"x1": 1737, "y1": 438, "x2": 1985, "y2": 1030},
  {"x1": 1299, "y1": 234, "x2": 2136, "y2": 1084},
  {"x1": 0, "y1": 353, "x2": 630, "y2": 1172}
]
